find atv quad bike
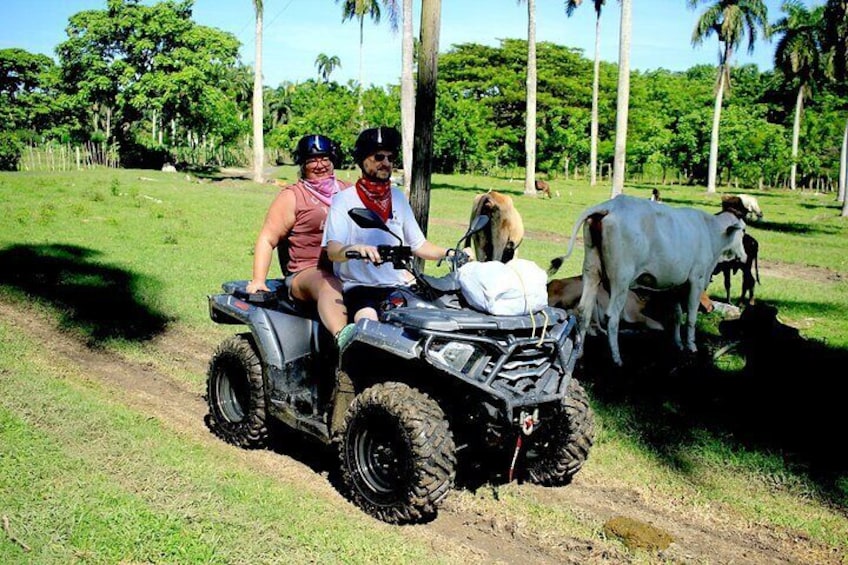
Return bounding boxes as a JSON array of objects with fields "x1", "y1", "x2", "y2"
[{"x1": 205, "y1": 209, "x2": 594, "y2": 524}]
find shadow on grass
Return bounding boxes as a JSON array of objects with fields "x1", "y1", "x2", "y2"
[
  {"x1": 578, "y1": 301, "x2": 848, "y2": 507},
  {"x1": 0, "y1": 243, "x2": 171, "y2": 345}
]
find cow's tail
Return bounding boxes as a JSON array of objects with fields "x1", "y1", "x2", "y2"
[
  {"x1": 754, "y1": 251, "x2": 760, "y2": 284},
  {"x1": 547, "y1": 207, "x2": 597, "y2": 275}
]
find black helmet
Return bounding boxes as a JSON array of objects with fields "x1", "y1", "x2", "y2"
[
  {"x1": 353, "y1": 126, "x2": 401, "y2": 164},
  {"x1": 294, "y1": 134, "x2": 341, "y2": 167}
]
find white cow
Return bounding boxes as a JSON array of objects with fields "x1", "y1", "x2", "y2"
[
  {"x1": 549, "y1": 195, "x2": 747, "y2": 366},
  {"x1": 721, "y1": 194, "x2": 763, "y2": 221}
]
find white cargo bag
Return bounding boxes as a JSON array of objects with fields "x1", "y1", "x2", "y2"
[{"x1": 457, "y1": 258, "x2": 548, "y2": 316}]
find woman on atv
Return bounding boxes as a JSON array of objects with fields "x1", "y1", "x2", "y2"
[{"x1": 246, "y1": 134, "x2": 353, "y2": 342}]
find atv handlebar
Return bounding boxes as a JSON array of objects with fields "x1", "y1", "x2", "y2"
[{"x1": 345, "y1": 245, "x2": 412, "y2": 269}]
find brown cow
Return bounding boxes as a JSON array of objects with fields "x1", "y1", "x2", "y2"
[
  {"x1": 713, "y1": 232, "x2": 760, "y2": 305},
  {"x1": 467, "y1": 191, "x2": 525, "y2": 262},
  {"x1": 547, "y1": 275, "x2": 664, "y2": 335},
  {"x1": 535, "y1": 180, "x2": 552, "y2": 198}
]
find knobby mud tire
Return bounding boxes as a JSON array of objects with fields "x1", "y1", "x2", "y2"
[
  {"x1": 335, "y1": 382, "x2": 456, "y2": 524},
  {"x1": 205, "y1": 334, "x2": 269, "y2": 449},
  {"x1": 524, "y1": 378, "x2": 595, "y2": 486}
]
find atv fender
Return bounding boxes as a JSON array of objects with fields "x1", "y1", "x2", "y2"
[
  {"x1": 208, "y1": 293, "x2": 312, "y2": 370},
  {"x1": 339, "y1": 318, "x2": 421, "y2": 360}
]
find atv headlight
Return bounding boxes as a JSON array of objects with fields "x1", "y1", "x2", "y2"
[{"x1": 428, "y1": 341, "x2": 479, "y2": 374}]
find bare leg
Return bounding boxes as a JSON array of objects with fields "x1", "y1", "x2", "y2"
[
  {"x1": 353, "y1": 307, "x2": 379, "y2": 322},
  {"x1": 291, "y1": 267, "x2": 348, "y2": 336}
]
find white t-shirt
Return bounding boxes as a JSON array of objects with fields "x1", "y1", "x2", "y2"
[{"x1": 322, "y1": 186, "x2": 427, "y2": 291}]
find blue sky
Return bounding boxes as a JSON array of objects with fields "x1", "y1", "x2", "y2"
[{"x1": 1, "y1": 0, "x2": 809, "y2": 89}]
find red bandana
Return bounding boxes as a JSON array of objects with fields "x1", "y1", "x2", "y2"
[{"x1": 355, "y1": 178, "x2": 393, "y2": 222}]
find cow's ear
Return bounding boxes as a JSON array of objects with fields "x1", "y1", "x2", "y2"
[{"x1": 726, "y1": 222, "x2": 744, "y2": 236}]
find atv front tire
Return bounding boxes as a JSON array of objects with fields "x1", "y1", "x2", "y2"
[
  {"x1": 206, "y1": 334, "x2": 269, "y2": 448},
  {"x1": 335, "y1": 382, "x2": 456, "y2": 524},
  {"x1": 524, "y1": 377, "x2": 594, "y2": 486}
]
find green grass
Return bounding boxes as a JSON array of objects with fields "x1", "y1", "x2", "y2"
[
  {"x1": 1, "y1": 168, "x2": 847, "y2": 560},
  {"x1": 0, "y1": 318, "x2": 458, "y2": 564}
]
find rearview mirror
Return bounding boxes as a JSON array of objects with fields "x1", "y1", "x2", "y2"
[{"x1": 348, "y1": 208, "x2": 388, "y2": 231}]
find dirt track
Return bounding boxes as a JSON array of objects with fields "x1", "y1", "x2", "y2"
[{"x1": 1, "y1": 299, "x2": 842, "y2": 564}]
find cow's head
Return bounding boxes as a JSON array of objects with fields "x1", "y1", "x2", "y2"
[
  {"x1": 467, "y1": 191, "x2": 524, "y2": 262},
  {"x1": 718, "y1": 214, "x2": 747, "y2": 264}
]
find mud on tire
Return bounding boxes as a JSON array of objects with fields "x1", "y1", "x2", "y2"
[
  {"x1": 524, "y1": 377, "x2": 594, "y2": 486},
  {"x1": 206, "y1": 334, "x2": 269, "y2": 448},
  {"x1": 335, "y1": 382, "x2": 456, "y2": 524}
]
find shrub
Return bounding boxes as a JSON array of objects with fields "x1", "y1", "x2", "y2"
[{"x1": 0, "y1": 131, "x2": 24, "y2": 171}]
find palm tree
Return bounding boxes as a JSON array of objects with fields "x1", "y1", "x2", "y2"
[
  {"x1": 773, "y1": 0, "x2": 825, "y2": 190},
  {"x1": 823, "y1": 0, "x2": 848, "y2": 215},
  {"x1": 611, "y1": 0, "x2": 632, "y2": 196},
  {"x1": 337, "y1": 0, "x2": 386, "y2": 120},
  {"x1": 315, "y1": 53, "x2": 342, "y2": 83},
  {"x1": 400, "y1": 0, "x2": 414, "y2": 193},
  {"x1": 266, "y1": 82, "x2": 295, "y2": 129},
  {"x1": 251, "y1": 0, "x2": 264, "y2": 184},
  {"x1": 840, "y1": 122, "x2": 847, "y2": 206},
  {"x1": 566, "y1": 0, "x2": 606, "y2": 186},
  {"x1": 689, "y1": 0, "x2": 770, "y2": 193},
  {"x1": 410, "y1": 0, "x2": 441, "y2": 245},
  {"x1": 520, "y1": 0, "x2": 539, "y2": 196},
  {"x1": 824, "y1": 0, "x2": 848, "y2": 82}
]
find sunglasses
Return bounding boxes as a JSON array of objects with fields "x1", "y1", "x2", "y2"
[{"x1": 372, "y1": 153, "x2": 395, "y2": 163}]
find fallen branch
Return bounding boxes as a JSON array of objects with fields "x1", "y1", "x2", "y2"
[{"x1": 2, "y1": 515, "x2": 31, "y2": 552}]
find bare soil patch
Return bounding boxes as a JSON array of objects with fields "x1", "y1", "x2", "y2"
[{"x1": 1, "y1": 299, "x2": 842, "y2": 564}]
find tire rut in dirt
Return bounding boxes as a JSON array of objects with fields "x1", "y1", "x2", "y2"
[{"x1": 335, "y1": 382, "x2": 457, "y2": 524}]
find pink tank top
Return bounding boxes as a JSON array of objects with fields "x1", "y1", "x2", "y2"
[{"x1": 284, "y1": 179, "x2": 351, "y2": 273}]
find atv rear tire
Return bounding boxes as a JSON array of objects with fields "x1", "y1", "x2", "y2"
[
  {"x1": 206, "y1": 334, "x2": 268, "y2": 448},
  {"x1": 524, "y1": 377, "x2": 594, "y2": 486},
  {"x1": 335, "y1": 382, "x2": 456, "y2": 524}
]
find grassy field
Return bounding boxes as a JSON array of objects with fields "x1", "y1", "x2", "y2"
[{"x1": 1, "y1": 167, "x2": 846, "y2": 563}]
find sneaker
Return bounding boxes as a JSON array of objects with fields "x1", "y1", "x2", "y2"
[{"x1": 335, "y1": 323, "x2": 356, "y2": 350}]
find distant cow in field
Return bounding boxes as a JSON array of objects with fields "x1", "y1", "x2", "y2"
[
  {"x1": 722, "y1": 194, "x2": 763, "y2": 222},
  {"x1": 467, "y1": 191, "x2": 525, "y2": 262},
  {"x1": 713, "y1": 232, "x2": 760, "y2": 305},
  {"x1": 547, "y1": 275, "x2": 664, "y2": 334},
  {"x1": 535, "y1": 180, "x2": 552, "y2": 198},
  {"x1": 650, "y1": 188, "x2": 662, "y2": 202},
  {"x1": 548, "y1": 194, "x2": 747, "y2": 366}
]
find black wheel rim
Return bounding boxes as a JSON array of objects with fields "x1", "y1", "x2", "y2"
[
  {"x1": 214, "y1": 360, "x2": 248, "y2": 423},
  {"x1": 352, "y1": 417, "x2": 409, "y2": 501}
]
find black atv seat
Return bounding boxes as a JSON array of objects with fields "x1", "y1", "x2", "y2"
[
  {"x1": 382, "y1": 305, "x2": 567, "y2": 332},
  {"x1": 221, "y1": 279, "x2": 319, "y2": 319}
]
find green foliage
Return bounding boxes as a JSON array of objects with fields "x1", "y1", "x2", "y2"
[
  {"x1": 55, "y1": 0, "x2": 241, "y2": 161},
  {"x1": 0, "y1": 131, "x2": 23, "y2": 171},
  {"x1": 4, "y1": 2, "x2": 848, "y2": 183}
]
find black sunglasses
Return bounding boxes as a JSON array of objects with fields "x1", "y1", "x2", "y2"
[{"x1": 373, "y1": 153, "x2": 395, "y2": 163}]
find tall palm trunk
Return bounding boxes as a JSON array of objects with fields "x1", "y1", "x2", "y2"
[
  {"x1": 357, "y1": 18, "x2": 365, "y2": 122},
  {"x1": 401, "y1": 0, "x2": 415, "y2": 193},
  {"x1": 706, "y1": 68, "x2": 726, "y2": 193},
  {"x1": 252, "y1": 1, "x2": 264, "y2": 184},
  {"x1": 523, "y1": 0, "x2": 538, "y2": 196},
  {"x1": 790, "y1": 85, "x2": 804, "y2": 190},
  {"x1": 611, "y1": 0, "x2": 631, "y2": 196},
  {"x1": 590, "y1": 14, "x2": 601, "y2": 186},
  {"x1": 410, "y1": 0, "x2": 441, "y2": 243},
  {"x1": 840, "y1": 118, "x2": 848, "y2": 217},
  {"x1": 707, "y1": 42, "x2": 732, "y2": 194}
]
